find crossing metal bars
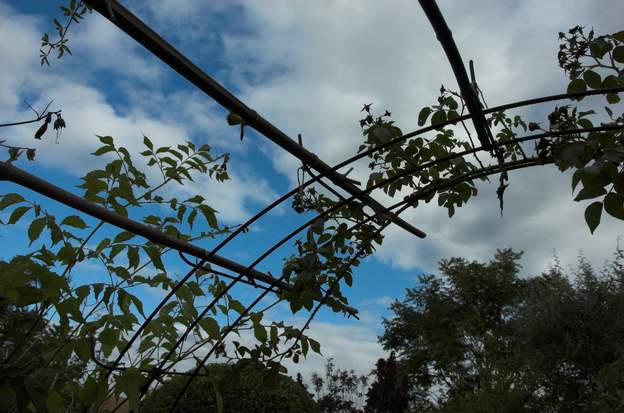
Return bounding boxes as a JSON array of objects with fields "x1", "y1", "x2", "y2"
[{"x1": 84, "y1": 0, "x2": 427, "y2": 239}]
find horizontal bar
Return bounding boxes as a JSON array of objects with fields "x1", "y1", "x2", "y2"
[
  {"x1": 0, "y1": 161, "x2": 333, "y2": 304},
  {"x1": 85, "y1": 0, "x2": 426, "y2": 239}
]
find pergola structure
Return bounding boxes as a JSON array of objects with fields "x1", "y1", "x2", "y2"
[{"x1": 1, "y1": 1, "x2": 622, "y2": 411}]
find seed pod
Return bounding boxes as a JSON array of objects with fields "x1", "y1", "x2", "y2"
[
  {"x1": 34, "y1": 122, "x2": 48, "y2": 140},
  {"x1": 53, "y1": 114, "x2": 66, "y2": 130},
  {"x1": 8, "y1": 147, "x2": 19, "y2": 161},
  {"x1": 226, "y1": 112, "x2": 243, "y2": 125}
]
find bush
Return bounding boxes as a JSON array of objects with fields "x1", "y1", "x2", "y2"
[{"x1": 142, "y1": 362, "x2": 320, "y2": 413}]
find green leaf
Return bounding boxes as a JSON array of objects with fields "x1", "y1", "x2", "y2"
[
  {"x1": 45, "y1": 389, "x2": 63, "y2": 413},
  {"x1": 253, "y1": 322, "x2": 267, "y2": 342},
  {"x1": 199, "y1": 205, "x2": 218, "y2": 229},
  {"x1": 28, "y1": 218, "x2": 46, "y2": 244},
  {"x1": 199, "y1": 317, "x2": 220, "y2": 339},
  {"x1": 417, "y1": 107, "x2": 432, "y2": 126},
  {"x1": 590, "y1": 38, "x2": 611, "y2": 59},
  {"x1": 229, "y1": 299, "x2": 245, "y2": 314},
  {"x1": 187, "y1": 209, "x2": 197, "y2": 229},
  {"x1": 113, "y1": 231, "x2": 135, "y2": 243},
  {"x1": 117, "y1": 367, "x2": 142, "y2": 412},
  {"x1": 574, "y1": 186, "x2": 607, "y2": 201},
  {"x1": 447, "y1": 110, "x2": 459, "y2": 122},
  {"x1": 128, "y1": 293, "x2": 145, "y2": 317},
  {"x1": 92, "y1": 146, "x2": 115, "y2": 156},
  {"x1": 604, "y1": 193, "x2": 624, "y2": 219},
  {"x1": 430, "y1": 110, "x2": 447, "y2": 127},
  {"x1": 143, "y1": 245, "x2": 165, "y2": 271},
  {"x1": 613, "y1": 46, "x2": 624, "y2": 63},
  {"x1": 567, "y1": 78, "x2": 587, "y2": 100},
  {"x1": 127, "y1": 246, "x2": 139, "y2": 269},
  {"x1": 571, "y1": 170, "x2": 583, "y2": 191},
  {"x1": 584, "y1": 201, "x2": 602, "y2": 234},
  {"x1": 603, "y1": 75, "x2": 620, "y2": 88},
  {"x1": 583, "y1": 70, "x2": 602, "y2": 89},
  {"x1": 97, "y1": 135, "x2": 113, "y2": 145},
  {"x1": 8, "y1": 206, "x2": 30, "y2": 224},
  {"x1": 95, "y1": 238, "x2": 111, "y2": 255},
  {"x1": 0, "y1": 193, "x2": 25, "y2": 210},
  {"x1": 186, "y1": 195, "x2": 205, "y2": 204},
  {"x1": 143, "y1": 135, "x2": 154, "y2": 150},
  {"x1": 309, "y1": 338, "x2": 321, "y2": 354},
  {"x1": 61, "y1": 215, "x2": 88, "y2": 229},
  {"x1": 99, "y1": 328, "x2": 117, "y2": 345},
  {"x1": 606, "y1": 93, "x2": 620, "y2": 104}
]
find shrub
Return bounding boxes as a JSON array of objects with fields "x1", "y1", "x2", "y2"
[{"x1": 142, "y1": 362, "x2": 320, "y2": 413}]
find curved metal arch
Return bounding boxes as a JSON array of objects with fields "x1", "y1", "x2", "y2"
[
  {"x1": 165, "y1": 155, "x2": 563, "y2": 412},
  {"x1": 150, "y1": 125, "x2": 622, "y2": 411}
]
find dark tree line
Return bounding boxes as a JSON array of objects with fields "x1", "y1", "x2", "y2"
[{"x1": 376, "y1": 247, "x2": 624, "y2": 413}]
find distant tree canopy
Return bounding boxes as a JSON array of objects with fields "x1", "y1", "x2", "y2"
[
  {"x1": 380, "y1": 247, "x2": 624, "y2": 413},
  {"x1": 310, "y1": 358, "x2": 369, "y2": 413},
  {"x1": 142, "y1": 362, "x2": 320, "y2": 413},
  {"x1": 365, "y1": 352, "x2": 410, "y2": 413},
  {"x1": 0, "y1": 257, "x2": 88, "y2": 412}
]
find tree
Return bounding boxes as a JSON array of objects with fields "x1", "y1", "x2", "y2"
[
  {"x1": 380, "y1": 247, "x2": 624, "y2": 412},
  {"x1": 0, "y1": 256, "x2": 88, "y2": 412},
  {"x1": 364, "y1": 352, "x2": 411, "y2": 413},
  {"x1": 141, "y1": 362, "x2": 320, "y2": 413},
  {"x1": 311, "y1": 358, "x2": 369, "y2": 413}
]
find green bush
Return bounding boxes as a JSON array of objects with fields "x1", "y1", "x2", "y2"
[{"x1": 142, "y1": 362, "x2": 320, "y2": 413}]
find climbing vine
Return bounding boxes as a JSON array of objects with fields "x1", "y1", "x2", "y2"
[{"x1": 0, "y1": 2, "x2": 622, "y2": 411}]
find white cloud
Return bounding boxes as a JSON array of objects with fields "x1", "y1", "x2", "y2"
[
  {"x1": 0, "y1": 2, "x2": 40, "y2": 110},
  {"x1": 68, "y1": 13, "x2": 164, "y2": 82},
  {"x1": 0, "y1": 2, "x2": 271, "y2": 225},
  {"x1": 212, "y1": 0, "x2": 624, "y2": 275},
  {"x1": 285, "y1": 319, "x2": 385, "y2": 379},
  {"x1": 359, "y1": 295, "x2": 393, "y2": 308},
  {"x1": 177, "y1": 170, "x2": 279, "y2": 223}
]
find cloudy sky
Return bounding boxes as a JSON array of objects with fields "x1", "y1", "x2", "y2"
[{"x1": 1, "y1": 0, "x2": 623, "y2": 379}]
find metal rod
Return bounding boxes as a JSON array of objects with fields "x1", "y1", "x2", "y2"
[
  {"x1": 85, "y1": 0, "x2": 426, "y2": 239},
  {"x1": 337, "y1": 87, "x2": 624, "y2": 178},
  {"x1": 418, "y1": 0, "x2": 494, "y2": 150},
  {"x1": 156, "y1": 124, "x2": 623, "y2": 392},
  {"x1": 0, "y1": 161, "x2": 288, "y2": 289}
]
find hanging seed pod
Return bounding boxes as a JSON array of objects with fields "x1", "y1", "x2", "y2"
[
  {"x1": 34, "y1": 122, "x2": 48, "y2": 140},
  {"x1": 226, "y1": 112, "x2": 243, "y2": 125},
  {"x1": 53, "y1": 113, "x2": 66, "y2": 131},
  {"x1": 8, "y1": 147, "x2": 20, "y2": 161}
]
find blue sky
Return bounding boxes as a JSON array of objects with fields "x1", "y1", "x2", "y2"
[{"x1": 1, "y1": 0, "x2": 623, "y2": 377}]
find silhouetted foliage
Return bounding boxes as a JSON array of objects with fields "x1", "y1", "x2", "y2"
[
  {"x1": 365, "y1": 352, "x2": 411, "y2": 413},
  {"x1": 142, "y1": 362, "x2": 320, "y2": 413},
  {"x1": 381, "y1": 247, "x2": 624, "y2": 412},
  {"x1": 311, "y1": 358, "x2": 369, "y2": 413},
  {"x1": 0, "y1": 256, "x2": 88, "y2": 412}
]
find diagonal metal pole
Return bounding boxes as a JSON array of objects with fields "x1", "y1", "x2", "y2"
[
  {"x1": 85, "y1": 0, "x2": 426, "y2": 239},
  {"x1": 0, "y1": 161, "x2": 309, "y2": 298},
  {"x1": 418, "y1": 0, "x2": 494, "y2": 150}
]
